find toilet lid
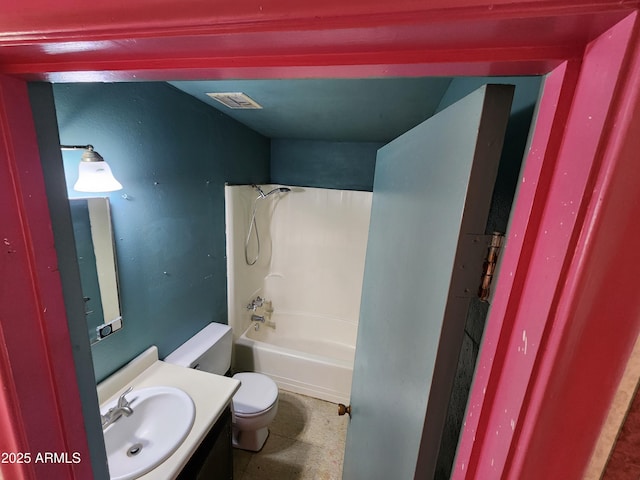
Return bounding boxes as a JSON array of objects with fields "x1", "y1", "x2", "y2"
[{"x1": 232, "y1": 372, "x2": 278, "y2": 415}]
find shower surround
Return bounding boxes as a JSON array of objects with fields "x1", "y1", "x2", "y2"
[{"x1": 225, "y1": 185, "x2": 372, "y2": 404}]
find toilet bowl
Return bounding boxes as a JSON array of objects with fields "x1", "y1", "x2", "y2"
[
  {"x1": 231, "y1": 372, "x2": 279, "y2": 451},
  {"x1": 164, "y1": 323, "x2": 279, "y2": 452}
]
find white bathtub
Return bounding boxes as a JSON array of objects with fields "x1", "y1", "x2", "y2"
[{"x1": 233, "y1": 312, "x2": 357, "y2": 405}]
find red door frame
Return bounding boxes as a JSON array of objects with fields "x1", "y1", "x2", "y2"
[
  {"x1": 2, "y1": 1, "x2": 640, "y2": 479},
  {"x1": 0, "y1": 76, "x2": 93, "y2": 479}
]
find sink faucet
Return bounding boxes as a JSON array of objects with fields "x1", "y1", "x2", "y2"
[{"x1": 101, "y1": 387, "x2": 134, "y2": 429}]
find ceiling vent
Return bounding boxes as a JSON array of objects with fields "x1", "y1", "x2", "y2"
[{"x1": 206, "y1": 92, "x2": 263, "y2": 109}]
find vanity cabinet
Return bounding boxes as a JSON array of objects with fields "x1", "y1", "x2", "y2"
[{"x1": 177, "y1": 406, "x2": 233, "y2": 480}]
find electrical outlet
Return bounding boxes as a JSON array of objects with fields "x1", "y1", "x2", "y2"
[{"x1": 96, "y1": 317, "x2": 123, "y2": 340}]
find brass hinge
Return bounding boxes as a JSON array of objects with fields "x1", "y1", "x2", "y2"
[{"x1": 478, "y1": 232, "x2": 504, "y2": 302}]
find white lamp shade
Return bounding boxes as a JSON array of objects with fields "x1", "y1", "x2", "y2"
[{"x1": 74, "y1": 161, "x2": 123, "y2": 192}]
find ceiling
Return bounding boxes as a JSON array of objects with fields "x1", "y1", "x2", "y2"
[{"x1": 169, "y1": 78, "x2": 453, "y2": 143}]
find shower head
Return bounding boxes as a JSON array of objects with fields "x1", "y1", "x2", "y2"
[
  {"x1": 252, "y1": 184, "x2": 291, "y2": 198},
  {"x1": 264, "y1": 186, "x2": 291, "y2": 197}
]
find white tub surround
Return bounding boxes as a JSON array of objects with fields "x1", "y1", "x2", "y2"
[
  {"x1": 97, "y1": 346, "x2": 240, "y2": 480},
  {"x1": 225, "y1": 185, "x2": 371, "y2": 404},
  {"x1": 225, "y1": 185, "x2": 274, "y2": 343}
]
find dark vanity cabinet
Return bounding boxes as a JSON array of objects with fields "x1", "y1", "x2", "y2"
[{"x1": 177, "y1": 406, "x2": 233, "y2": 480}]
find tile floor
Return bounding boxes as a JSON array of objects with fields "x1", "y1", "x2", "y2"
[{"x1": 233, "y1": 390, "x2": 348, "y2": 480}]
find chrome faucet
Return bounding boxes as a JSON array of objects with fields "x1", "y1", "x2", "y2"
[
  {"x1": 101, "y1": 387, "x2": 134, "y2": 429},
  {"x1": 246, "y1": 296, "x2": 264, "y2": 311},
  {"x1": 247, "y1": 296, "x2": 275, "y2": 327}
]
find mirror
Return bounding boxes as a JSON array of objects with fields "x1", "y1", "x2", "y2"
[{"x1": 69, "y1": 197, "x2": 122, "y2": 344}]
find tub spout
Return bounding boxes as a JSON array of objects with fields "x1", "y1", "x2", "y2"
[{"x1": 251, "y1": 314, "x2": 265, "y2": 322}]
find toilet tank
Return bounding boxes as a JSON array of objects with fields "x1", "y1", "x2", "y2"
[{"x1": 164, "y1": 323, "x2": 232, "y2": 375}]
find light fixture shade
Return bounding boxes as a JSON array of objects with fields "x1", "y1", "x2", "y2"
[{"x1": 74, "y1": 160, "x2": 123, "y2": 192}]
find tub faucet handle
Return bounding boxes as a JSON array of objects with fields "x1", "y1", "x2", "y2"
[{"x1": 246, "y1": 296, "x2": 264, "y2": 311}]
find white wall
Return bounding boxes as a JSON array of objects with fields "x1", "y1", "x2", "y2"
[{"x1": 225, "y1": 185, "x2": 372, "y2": 339}]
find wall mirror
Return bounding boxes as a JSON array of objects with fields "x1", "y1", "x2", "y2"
[{"x1": 69, "y1": 197, "x2": 122, "y2": 344}]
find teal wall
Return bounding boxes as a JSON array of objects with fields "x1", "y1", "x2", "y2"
[
  {"x1": 54, "y1": 82, "x2": 270, "y2": 382},
  {"x1": 270, "y1": 77, "x2": 541, "y2": 194},
  {"x1": 271, "y1": 139, "x2": 382, "y2": 191},
  {"x1": 52, "y1": 77, "x2": 540, "y2": 385}
]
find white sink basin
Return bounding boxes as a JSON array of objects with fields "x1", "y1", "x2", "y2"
[{"x1": 101, "y1": 386, "x2": 195, "y2": 480}]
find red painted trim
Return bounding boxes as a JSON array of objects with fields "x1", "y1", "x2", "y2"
[
  {"x1": 455, "y1": 12, "x2": 640, "y2": 480},
  {"x1": 0, "y1": 75, "x2": 92, "y2": 479},
  {"x1": 0, "y1": 329, "x2": 28, "y2": 480},
  {"x1": 2, "y1": 49, "x2": 572, "y2": 82},
  {"x1": 1, "y1": 1, "x2": 640, "y2": 479},
  {"x1": 453, "y1": 58, "x2": 578, "y2": 478},
  {"x1": 0, "y1": 3, "x2": 630, "y2": 81},
  {"x1": 512, "y1": 14, "x2": 640, "y2": 478},
  {"x1": 1, "y1": 0, "x2": 636, "y2": 43}
]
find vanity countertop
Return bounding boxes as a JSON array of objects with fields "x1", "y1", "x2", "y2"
[{"x1": 97, "y1": 346, "x2": 240, "y2": 480}]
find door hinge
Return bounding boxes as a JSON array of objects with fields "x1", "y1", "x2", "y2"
[{"x1": 478, "y1": 232, "x2": 504, "y2": 302}]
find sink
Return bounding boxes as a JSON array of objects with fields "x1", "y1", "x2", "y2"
[{"x1": 101, "y1": 386, "x2": 195, "y2": 480}]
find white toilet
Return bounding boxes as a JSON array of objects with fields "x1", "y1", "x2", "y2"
[{"x1": 164, "y1": 322, "x2": 279, "y2": 452}]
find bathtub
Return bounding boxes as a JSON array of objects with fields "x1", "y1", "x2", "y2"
[{"x1": 233, "y1": 312, "x2": 357, "y2": 405}]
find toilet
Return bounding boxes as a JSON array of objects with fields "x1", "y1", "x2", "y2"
[{"x1": 164, "y1": 322, "x2": 279, "y2": 452}]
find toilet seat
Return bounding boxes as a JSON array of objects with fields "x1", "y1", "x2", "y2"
[{"x1": 232, "y1": 372, "x2": 278, "y2": 416}]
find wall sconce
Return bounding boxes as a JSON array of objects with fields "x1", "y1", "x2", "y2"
[{"x1": 61, "y1": 145, "x2": 123, "y2": 193}]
